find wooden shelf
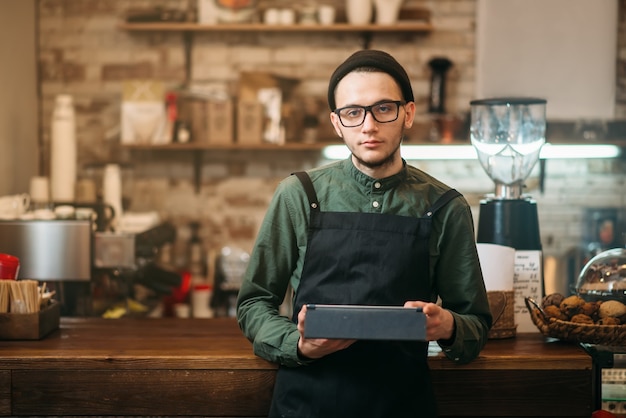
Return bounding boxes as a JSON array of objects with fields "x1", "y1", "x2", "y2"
[
  {"x1": 117, "y1": 12, "x2": 435, "y2": 191},
  {"x1": 122, "y1": 142, "x2": 335, "y2": 151},
  {"x1": 124, "y1": 142, "x2": 336, "y2": 193},
  {"x1": 117, "y1": 21, "x2": 433, "y2": 34},
  {"x1": 118, "y1": 20, "x2": 432, "y2": 57}
]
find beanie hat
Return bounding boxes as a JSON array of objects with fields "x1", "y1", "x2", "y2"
[{"x1": 327, "y1": 50, "x2": 414, "y2": 110}]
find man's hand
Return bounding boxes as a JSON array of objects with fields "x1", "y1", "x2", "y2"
[
  {"x1": 296, "y1": 304, "x2": 355, "y2": 359},
  {"x1": 403, "y1": 301, "x2": 455, "y2": 341}
]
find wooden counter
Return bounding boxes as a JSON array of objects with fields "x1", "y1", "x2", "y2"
[{"x1": 0, "y1": 318, "x2": 596, "y2": 417}]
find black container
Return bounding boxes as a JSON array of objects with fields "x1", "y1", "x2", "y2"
[{"x1": 476, "y1": 199, "x2": 542, "y2": 251}]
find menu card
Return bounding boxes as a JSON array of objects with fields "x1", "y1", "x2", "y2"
[{"x1": 513, "y1": 250, "x2": 543, "y2": 333}]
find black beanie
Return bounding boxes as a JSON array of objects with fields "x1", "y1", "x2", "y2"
[{"x1": 327, "y1": 50, "x2": 414, "y2": 110}]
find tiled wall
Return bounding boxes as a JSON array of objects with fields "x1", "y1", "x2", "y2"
[{"x1": 36, "y1": 0, "x2": 626, "y2": 276}]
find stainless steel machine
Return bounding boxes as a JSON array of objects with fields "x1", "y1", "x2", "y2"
[
  {"x1": 0, "y1": 212, "x2": 177, "y2": 316},
  {"x1": 0, "y1": 218, "x2": 93, "y2": 315}
]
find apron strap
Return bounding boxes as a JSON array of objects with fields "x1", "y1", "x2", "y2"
[
  {"x1": 422, "y1": 189, "x2": 461, "y2": 218},
  {"x1": 292, "y1": 171, "x2": 320, "y2": 212}
]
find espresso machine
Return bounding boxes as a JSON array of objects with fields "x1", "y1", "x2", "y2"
[
  {"x1": 0, "y1": 207, "x2": 178, "y2": 316},
  {"x1": 470, "y1": 97, "x2": 547, "y2": 332}
]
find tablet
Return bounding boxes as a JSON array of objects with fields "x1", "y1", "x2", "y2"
[{"x1": 304, "y1": 304, "x2": 426, "y2": 341}]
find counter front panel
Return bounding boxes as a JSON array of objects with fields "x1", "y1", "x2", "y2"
[{"x1": 0, "y1": 318, "x2": 595, "y2": 417}]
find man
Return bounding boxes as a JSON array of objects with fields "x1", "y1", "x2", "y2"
[{"x1": 237, "y1": 49, "x2": 492, "y2": 418}]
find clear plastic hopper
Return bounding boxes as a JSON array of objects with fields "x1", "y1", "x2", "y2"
[{"x1": 470, "y1": 98, "x2": 546, "y2": 199}]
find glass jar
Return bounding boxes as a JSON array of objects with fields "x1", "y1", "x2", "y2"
[{"x1": 576, "y1": 247, "x2": 626, "y2": 302}]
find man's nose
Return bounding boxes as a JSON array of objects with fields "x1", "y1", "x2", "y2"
[{"x1": 361, "y1": 110, "x2": 378, "y2": 129}]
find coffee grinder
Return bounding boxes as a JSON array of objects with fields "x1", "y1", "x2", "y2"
[{"x1": 470, "y1": 97, "x2": 546, "y2": 332}]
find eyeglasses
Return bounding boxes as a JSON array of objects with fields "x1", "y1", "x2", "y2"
[{"x1": 333, "y1": 100, "x2": 405, "y2": 128}]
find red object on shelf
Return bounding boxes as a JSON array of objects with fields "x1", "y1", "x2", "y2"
[
  {"x1": 592, "y1": 410, "x2": 617, "y2": 418},
  {"x1": 0, "y1": 253, "x2": 20, "y2": 280},
  {"x1": 193, "y1": 283, "x2": 212, "y2": 291},
  {"x1": 165, "y1": 92, "x2": 178, "y2": 122},
  {"x1": 162, "y1": 270, "x2": 191, "y2": 317}
]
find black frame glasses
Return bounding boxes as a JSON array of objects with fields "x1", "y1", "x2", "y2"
[{"x1": 333, "y1": 100, "x2": 405, "y2": 128}]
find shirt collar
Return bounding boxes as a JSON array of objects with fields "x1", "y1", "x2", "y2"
[{"x1": 343, "y1": 158, "x2": 407, "y2": 190}]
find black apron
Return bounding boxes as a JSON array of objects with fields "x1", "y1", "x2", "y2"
[{"x1": 269, "y1": 171, "x2": 461, "y2": 418}]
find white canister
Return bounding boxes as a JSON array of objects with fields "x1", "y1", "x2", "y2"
[
  {"x1": 264, "y1": 8, "x2": 280, "y2": 24},
  {"x1": 191, "y1": 284, "x2": 213, "y2": 318},
  {"x1": 346, "y1": 0, "x2": 373, "y2": 25},
  {"x1": 103, "y1": 164, "x2": 123, "y2": 229},
  {"x1": 50, "y1": 94, "x2": 77, "y2": 202},
  {"x1": 374, "y1": 0, "x2": 403, "y2": 25},
  {"x1": 197, "y1": 0, "x2": 218, "y2": 24},
  {"x1": 318, "y1": 5, "x2": 336, "y2": 25},
  {"x1": 279, "y1": 8, "x2": 295, "y2": 25}
]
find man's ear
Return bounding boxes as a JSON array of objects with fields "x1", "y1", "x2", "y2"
[
  {"x1": 404, "y1": 101, "x2": 416, "y2": 129},
  {"x1": 329, "y1": 112, "x2": 343, "y2": 138}
]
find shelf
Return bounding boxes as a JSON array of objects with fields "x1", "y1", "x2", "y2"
[
  {"x1": 124, "y1": 142, "x2": 335, "y2": 193},
  {"x1": 117, "y1": 21, "x2": 433, "y2": 33},
  {"x1": 122, "y1": 142, "x2": 335, "y2": 151}
]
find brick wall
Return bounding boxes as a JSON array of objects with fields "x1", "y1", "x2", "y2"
[{"x1": 37, "y1": 0, "x2": 626, "y2": 278}]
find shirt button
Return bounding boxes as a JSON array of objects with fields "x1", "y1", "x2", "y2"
[
  {"x1": 372, "y1": 201, "x2": 380, "y2": 208},
  {"x1": 374, "y1": 182, "x2": 381, "y2": 189}
]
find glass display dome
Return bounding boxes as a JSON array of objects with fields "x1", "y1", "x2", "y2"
[{"x1": 576, "y1": 247, "x2": 626, "y2": 302}]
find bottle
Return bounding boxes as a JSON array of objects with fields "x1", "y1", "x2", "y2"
[
  {"x1": 188, "y1": 221, "x2": 206, "y2": 283},
  {"x1": 50, "y1": 94, "x2": 77, "y2": 202}
]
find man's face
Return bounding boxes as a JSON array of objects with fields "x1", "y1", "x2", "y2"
[{"x1": 330, "y1": 71, "x2": 415, "y2": 177}]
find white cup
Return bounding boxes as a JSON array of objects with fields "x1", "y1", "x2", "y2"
[
  {"x1": 54, "y1": 205, "x2": 75, "y2": 219},
  {"x1": 279, "y1": 8, "x2": 295, "y2": 25},
  {"x1": 76, "y1": 208, "x2": 95, "y2": 221},
  {"x1": 192, "y1": 285, "x2": 213, "y2": 318},
  {"x1": 29, "y1": 176, "x2": 50, "y2": 204},
  {"x1": 173, "y1": 303, "x2": 191, "y2": 318},
  {"x1": 0, "y1": 194, "x2": 30, "y2": 219},
  {"x1": 318, "y1": 5, "x2": 336, "y2": 25},
  {"x1": 264, "y1": 8, "x2": 280, "y2": 24}
]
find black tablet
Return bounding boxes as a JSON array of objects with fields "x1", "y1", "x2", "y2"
[{"x1": 304, "y1": 304, "x2": 426, "y2": 341}]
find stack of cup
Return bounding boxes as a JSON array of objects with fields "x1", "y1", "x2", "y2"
[
  {"x1": 29, "y1": 176, "x2": 50, "y2": 210},
  {"x1": 103, "y1": 164, "x2": 123, "y2": 230}
]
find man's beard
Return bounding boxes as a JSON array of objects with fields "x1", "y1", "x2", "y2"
[{"x1": 351, "y1": 134, "x2": 404, "y2": 170}]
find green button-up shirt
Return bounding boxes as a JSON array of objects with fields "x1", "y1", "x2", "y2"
[{"x1": 237, "y1": 158, "x2": 492, "y2": 367}]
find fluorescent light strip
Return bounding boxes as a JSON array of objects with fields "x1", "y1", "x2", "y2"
[
  {"x1": 539, "y1": 143, "x2": 621, "y2": 159},
  {"x1": 322, "y1": 144, "x2": 622, "y2": 160}
]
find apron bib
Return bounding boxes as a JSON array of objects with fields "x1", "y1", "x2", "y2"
[{"x1": 269, "y1": 172, "x2": 460, "y2": 418}]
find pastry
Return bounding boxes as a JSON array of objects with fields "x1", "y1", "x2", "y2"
[
  {"x1": 542, "y1": 293, "x2": 565, "y2": 309},
  {"x1": 560, "y1": 295, "x2": 585, "y2": 318},
  {"x1": 570, "y1": 314, "x2": 594, "y2": 324},
  {"x1": 598, "y1": 300, "x2": 626, "y2": 319}
]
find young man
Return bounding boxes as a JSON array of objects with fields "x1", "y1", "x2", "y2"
[{"x1": 237, "y1": 49, "x2": 492, "y2": 418}]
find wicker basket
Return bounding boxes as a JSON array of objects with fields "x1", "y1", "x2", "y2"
[{"x1": 525, "y1": 297, "x2": 626, "y2": 346}]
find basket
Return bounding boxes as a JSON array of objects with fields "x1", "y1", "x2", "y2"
[{"x1": 525, "y1": 297, "x2": 626, "y2": 346}]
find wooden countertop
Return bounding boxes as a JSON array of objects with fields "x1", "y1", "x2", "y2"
[
  {"x1": 0, "y1": 317, "x2": 591, "y2": 368},
  {"x1": 0, "y1": 317, "x2": 275, "y2": 371},
  {"x1": 0, "y1": 318, "x2": 596, "y2": 417}
]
